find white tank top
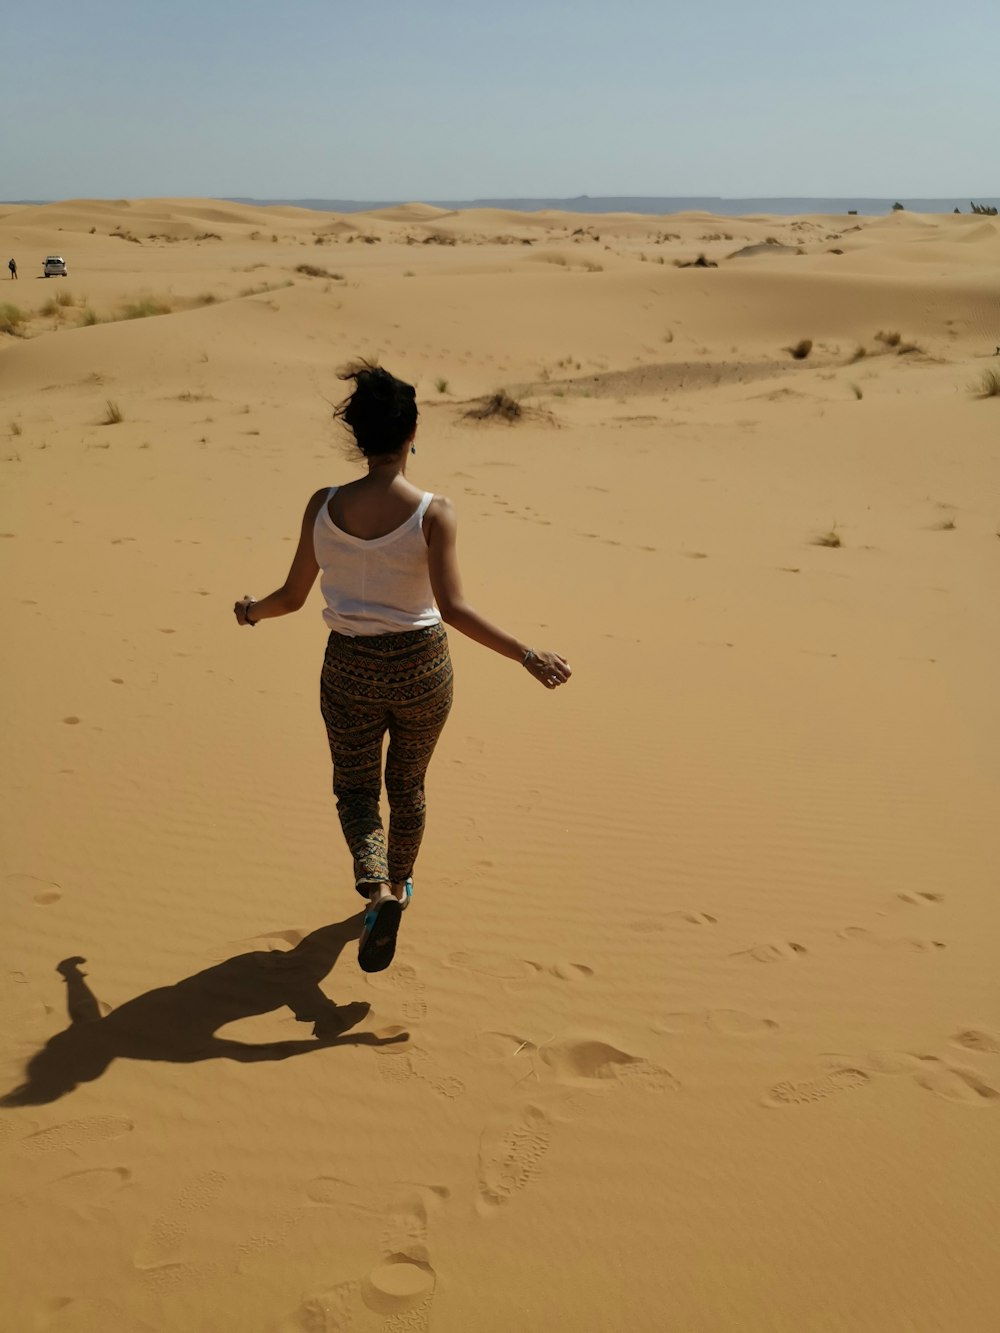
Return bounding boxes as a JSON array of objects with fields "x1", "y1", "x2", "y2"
[{"x1": 313, "y1": 487, "x2": 440, "y2": 636}]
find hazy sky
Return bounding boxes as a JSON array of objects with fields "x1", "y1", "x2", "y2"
[{"x1": 5, "y1": 0, "x2": 996, "y2": 200}]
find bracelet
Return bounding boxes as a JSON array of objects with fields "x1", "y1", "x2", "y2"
[
  {"x1": 245, "y1": 599, "x2": 258, "y2": 627},
  {"x1": 521, "y1": 648, "x2": 536, "y2": 668}
]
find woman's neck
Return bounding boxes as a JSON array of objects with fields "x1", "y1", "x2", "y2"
[{"x1": 365, "y1": 452, "x2": 407, "y2": 481}]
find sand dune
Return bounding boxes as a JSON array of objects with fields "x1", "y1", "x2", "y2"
[{"x1": 2, "y1": 198, "x2": 999, "y2": 1333}]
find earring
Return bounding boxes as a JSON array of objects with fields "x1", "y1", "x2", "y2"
[{"x1": 411, "y1": 445, "x2": 416, "y2": 455}]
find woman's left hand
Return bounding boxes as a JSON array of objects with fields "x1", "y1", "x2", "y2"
[{"x1": 234, "y1": 596, "x2": 256, "y2": 626}]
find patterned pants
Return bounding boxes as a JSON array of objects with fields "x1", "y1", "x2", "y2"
[{"x1": 320, "y1": 623, "x2": 453, "y2": 893}]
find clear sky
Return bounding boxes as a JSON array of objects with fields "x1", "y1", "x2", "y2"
[{"x1": 5, "y1": 0, "x2": 997, "y2": 201}]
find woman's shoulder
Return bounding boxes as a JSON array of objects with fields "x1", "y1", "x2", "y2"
[{"x1": 304, "y1": 486, "x2": 334, "y2": 518}]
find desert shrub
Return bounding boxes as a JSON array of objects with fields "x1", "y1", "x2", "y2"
[
  {"x1": 102, "y1": 400, "x2": 124, "y2": 425},
  {"x1": 875, "y1": 330, "x2": 901, "y2": 347},
  {"x1": 195, "y1": 292, "x2": 218, "y2": 306},
  {"x1": 40, "y1": 297, "x2": 61, "y2": 317},
  {"x1": 788, "y1": 339, "x2": 813, "y2": 360},
  {"x1": 849, "y1": 345, "x2": 867, "y2": 363},
  {"x1": 0, "y1": 303, "x2": 26, "y2": 335},
  {"x1": 10, "y1": 419, "x2": 22, "y2": 436},
  {"x1": 194, "y1": 232, "x2": 222, "y2": 241},
  {"x1": 296, "y1": 263, "x2": 333, "y2": 278},
  {"x1": 120, "y1": 298, "x2": 171, "y2": 320},
  {"x1": 435, "y1": 378, "x2": 449, "y2": 393},
  {"x1": 813, "y1": 526, "x2": 842, "y2": 548},
  {"x1": 464, "y1": 391, "x2": 523, "y2": 422},
  {"x1": 976, "y1": 368, "x2": 1000, "y2": 397},
  {"x1": 850, "y1": 383, "x2": 863, "y2": 400},
  {"x1": 79, "y1": 307, "x2": 100, "y2": 326}
]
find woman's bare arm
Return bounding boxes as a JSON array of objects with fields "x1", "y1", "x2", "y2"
[
  {"x1": 234, "y1": 489, "x2": 326, "y2": 625},
  {"x1": 426, "y1": 496, "x2": 571, "y2": 688}
]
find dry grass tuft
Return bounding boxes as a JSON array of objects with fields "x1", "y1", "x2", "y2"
[
  {"x1": 973, "y1": 367, "x2": 1000, "y2": 397},
  {"x1": 102, "y1": 400, "x2": 124, "y2": 425},
  {"x1": 875, "y1": 330, "x2": 901, "y2": 347},
  {"x1": 850, "y1": 383, "x2": 863, "y2": 399},
  {"x1": 0, "y1": 303, "x2": 26, "y2": 335},
  {"x1": 295, "y1": 263, "x2": 336, "y2": 278},
  {"x1": 463, "y1": 390, "x2": 523, "y2": 422},
  {"x1": 10, "y1": 419, "x2": 23, "y2": 436},
  {"x1": 787, "y1": 338, "x2": 813, "y2": 360},
  {"x1": 435, "y1": 378, "x2": 449, "y2": 394},
  {"x1": 78, "y1": 307, "x2": 100, "y2": 326},
  {"x1": 120, "y1": 298, "x2": 171, "y2": 320},
  {"x1": 934, "y1": 516, "x2": 956, "y2": 531}
]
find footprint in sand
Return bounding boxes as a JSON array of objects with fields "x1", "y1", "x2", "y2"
[
  {"x1": 287, "y1": 1270, "x2": 436, "y2": 1333},
  {"x1": 732, "y1": 941, "x2": 807, "y2": 964},
  {"x1": 953, "y1": 1029, "x2": 1000, "y2": 1055},
  {"x1": 895, "y1": 891, "x2": 944, "y2": 908},
  {"x1": 446, "y1": 952, "x2": 592, "y2": 984},
  {"x1": 286, "y1": 1185, "x2": 443, "y2": 1331},
  {"x1": 20, "y1": 1115, "x2": 134, "y2": 1154},
  {"x1": 658, "y1": 1009, "x2": 778, "y2": 1037},
  {"x1": 446, "y1": 951, "x2": 541, "y2": 982},
  {"x1": 764, "y1": 1068, "x2": 870, "y2": 1107},
  {"x1": 365, "y1": 962, "x2": 428, "y2": 1021},
  {"x1": 818, "y1": 1048, "x2": 998, "y2": 1106},
  {"x1": 372, "y1": 1041, "x2": 465, "y2": 1100},
  {"x1": 229, "y1": 926, "x2": 307, "y2": 953},
  {"x1": 380, "y1": 1185, "x2": 450, "y2": 1265},
  {"x1": 5, "y1": 872, "x2": 63, "y2": 905},
  {"x1": 49, "y1": 1165, "x2": 132, "y2": 1213},
  {"x1": 134, "y1": 1170, "x2": 228, "y2": 1270},
  {"x1": 537, "y1": 1039, "x2": 679, "y2": 1093},
  {"x1": 477, "y1": 1104, "x2": 552, "y2": 1215},
  {"x1": 838, "y1": 926, "x2": 945, "y2": 952},
  {"x1": 911, "y1": 1057, "x2": 999, "y2": 1106}
]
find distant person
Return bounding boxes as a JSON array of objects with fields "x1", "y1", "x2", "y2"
[
  {"x1": 233, "y1": 362, "x2": 571, "y2": 973},
  {"x1": 8, "y1": 258, "x2": 16, "y2": 280}
]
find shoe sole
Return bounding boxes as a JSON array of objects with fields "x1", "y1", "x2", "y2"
[{"x1": 358, "y1": 898, "x2": 403, "y2": 973}]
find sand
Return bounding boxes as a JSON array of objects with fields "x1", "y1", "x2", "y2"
[{"x1": 1, "y1": 198, "x2": 999, "y2": 1333}]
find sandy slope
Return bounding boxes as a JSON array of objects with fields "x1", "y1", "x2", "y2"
[{"x1": 2, "y1": 199, "x2": 1000, "y2": 1333}]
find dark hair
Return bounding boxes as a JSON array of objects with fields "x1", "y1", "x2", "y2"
[{"x1": 333, "y1": 361, "x2": 418, "y2": 458}]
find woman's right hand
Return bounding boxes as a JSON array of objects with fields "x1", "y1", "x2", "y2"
[{"x1": 524, "y1": 650, "x2": 572, "y2": 690}]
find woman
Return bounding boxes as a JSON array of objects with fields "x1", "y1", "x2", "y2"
[{"x1": 234, "y1": 364, "x2": 571, "y2": 973}]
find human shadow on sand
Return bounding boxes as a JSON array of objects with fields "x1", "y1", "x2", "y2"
[{"x1": 1, "y1": 912, "x2": 407, "y2": 1106}]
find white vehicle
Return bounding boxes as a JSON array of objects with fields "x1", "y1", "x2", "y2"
[{"x1": 43, "y1": 256, "x2": 68, "y2": 277}]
